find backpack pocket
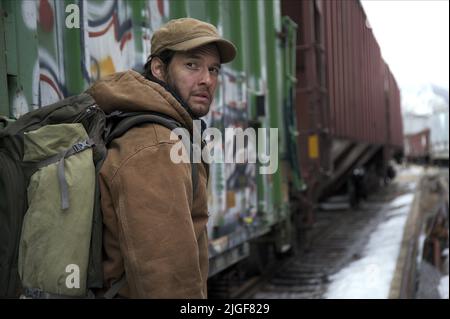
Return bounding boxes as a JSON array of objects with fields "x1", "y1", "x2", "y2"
[{"x1": 18, "y1": 123, "x2": 95, "y2": 297}]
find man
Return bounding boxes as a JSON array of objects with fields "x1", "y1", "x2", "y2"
[{"x1": 87, "y1": 18, "x2": 236, "y2": 298}]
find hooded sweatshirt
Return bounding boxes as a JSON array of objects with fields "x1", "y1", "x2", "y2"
[{"x1": 86, "y1": 70, "x2": 209, "y2": 298}]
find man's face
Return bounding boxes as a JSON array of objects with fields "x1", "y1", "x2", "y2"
[{"x1": 164, "y1": 44, "x2": 221, "y2": 118}]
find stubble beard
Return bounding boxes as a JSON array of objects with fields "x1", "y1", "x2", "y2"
[{"x1": 164, "y1": 72, "x2": 209, "y2": 119}]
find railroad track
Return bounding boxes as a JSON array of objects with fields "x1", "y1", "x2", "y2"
[{"x1": 209, "y1": 181, "x2": 414, "y2": 299}]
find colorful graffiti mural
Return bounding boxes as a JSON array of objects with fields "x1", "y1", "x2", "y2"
[
  {"x1": 1, "y1": 0, "x2": 264, "y2": 245},
  {"x1": 205, "y1": 69, "x2": 257, "y2": 239},
  {"x1": 2, "y1": 0, "x2": 302, "y2": 278},
  {"x1": 87, "y1": 0, "x2": 135, "y2": 80},
  {"x1": 5, "y1": 0, "x2": 167, "y2": 114}
]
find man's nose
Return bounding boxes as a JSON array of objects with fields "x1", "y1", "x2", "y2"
[{"x1": 199, "y1": 67, "x2": 213, "y2": 86}]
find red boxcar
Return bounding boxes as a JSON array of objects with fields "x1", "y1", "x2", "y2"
[
  {"x1": 282, "y1": 0, "x2": 404, "y2": 221},
  {"x1": 404, "y1": 129, "x2": 430, "y2": 163}
]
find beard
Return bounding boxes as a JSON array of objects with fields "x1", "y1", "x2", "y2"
[
  {"x1": 163, "y1": 73, "x2": 194, "y2": 115},
  {"x1": 163, "y1": 73, "x2": 207, "y2": 119},
  {"x1": 164, "y1": 72, "x2": 181, "y2": 101}
]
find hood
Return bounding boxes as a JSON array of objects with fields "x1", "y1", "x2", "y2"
[{"x1": 86, "y1": 70, "x2": 194, "y2": 132}]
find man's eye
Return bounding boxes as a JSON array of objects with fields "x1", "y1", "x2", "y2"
[
  {"x1": 210, "y1": 67, "x2": 220, "y2": 75},
  {"x1": 186, "y1": 62, "x2": 198, "y2": 69}
]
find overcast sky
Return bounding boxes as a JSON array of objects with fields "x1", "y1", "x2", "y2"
[{"x1": 360, "y1": 0, "x2": 449, "y2": 90}]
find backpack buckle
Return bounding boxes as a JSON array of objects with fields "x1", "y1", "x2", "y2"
[
  {"x1": 23, "y1": 287, "x2": 45, "y2": 299},
  {"x1": 72, "y1": 142, "x2": 86, "y2": 153},
  {"x1": 72, "y1": 139, "x2": 94, "y2": 153}
]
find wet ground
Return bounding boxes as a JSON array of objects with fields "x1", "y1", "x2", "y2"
[{"x1": 250, "y1": 166, "x2": 426, "y2": 299}]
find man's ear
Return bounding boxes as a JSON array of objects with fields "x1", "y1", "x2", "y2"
[{"x1": 150, "y1": 57, "x2": 165, "y2": 81}]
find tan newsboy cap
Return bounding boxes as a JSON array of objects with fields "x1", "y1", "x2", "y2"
[{"x1": 151, "y1": 18, "x2": 236, "y2": 63}]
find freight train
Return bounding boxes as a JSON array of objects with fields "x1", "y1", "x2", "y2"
[
  {"x1": 404, "y1": 129, "x2": 430, "y2": 164},
  {"x1": 0, "y1": 0, "x2": 403, "y2": 296},
  {"x1": 403, "y1": 105, "x2": 449, "y2": 166},
  {"x1": 283, "y1": 0, "x2": 403, "y2": 222},
  {"x1": 429, "y1": 104, "x2": 449, "y2": 166}
]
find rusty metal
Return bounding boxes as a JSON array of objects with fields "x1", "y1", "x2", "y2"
[
  {"x1": 281, "y1": 0, "x2": 404, "y2": 208},
  {"x1": 404, "y1": 129, "x2": 431, "y2": 162}
]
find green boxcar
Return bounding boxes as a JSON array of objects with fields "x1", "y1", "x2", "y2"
[{"x1": 0, "y1": 0, "x2": 303, "y2": 277}]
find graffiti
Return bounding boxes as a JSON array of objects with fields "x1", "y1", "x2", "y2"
[
  {"x1": 147, "y1": 0, "x2": 166, "y2": 32},
  {"x1": 206, "y1": 69, "x2": 257, "y2": 238},
  {"x1": 21, "y1": 0, "x2": 37, "y2": 30},
  {"x1": 8, "y1": 0, "x2": 168, "y2": 112},
  {"x1": 86, "y1": 0, "x2": 135, "y2": 80},
  {"x1": 39, "y1": 0, "x2": 54, "y2": 32},
  {"x1": 37, "y1": 0, "x2": 68, "y2": 107},
  {"x1": 8, "y1": 0, "x2": 258, "y2": 242},
  {"x1": 11, "y1": 92, "x2": 29, "y2": 119}
]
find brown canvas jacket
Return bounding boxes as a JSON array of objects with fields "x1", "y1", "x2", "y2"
[{"x1": 87, "y1": 70, "x2": 209, "y2": 298}]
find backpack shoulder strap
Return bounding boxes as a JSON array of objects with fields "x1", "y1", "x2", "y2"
[
  {"x1": 103, "y1": 274, "x2": 126, "y2": 299},
  {"x1": 105, "y1": 111, "x2": 181, "y2": 144},
  {"x1": 105, "y1": 111, "x2": 199, "y2": 193},
  {"x1": 101, "y1": 111, "x2": 199, "y2": 298}
]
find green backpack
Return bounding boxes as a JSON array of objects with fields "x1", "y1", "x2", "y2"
[{"x1": 0, "y1": 93, "x2": 196, "y2": 298}]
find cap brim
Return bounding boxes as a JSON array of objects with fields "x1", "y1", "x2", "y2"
[{"x1": 167, "y1": 36, "x2": 237, "y2": 64}]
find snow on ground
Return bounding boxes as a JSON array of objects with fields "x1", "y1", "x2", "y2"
[
  {"x1": 417, "y1": 234, "x2": 427, "y2": 268},
  {"x1": 438, "y1": 275, "x2": 449, "y2": 299},
  {"x1": 325, "y1": 193, "x2": 414, "y2": 299},
  {"x1": 398, "y1": 165, "x2": 424, "y2": 177},
  {"x1": 439, "y1": 249, "x2": 449, "y2": 299},
  {"x1": 389, "y1": 193, "x2": 416, "y2": 209}
]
